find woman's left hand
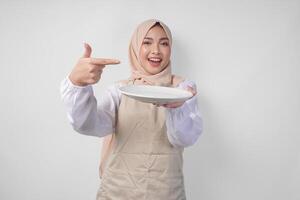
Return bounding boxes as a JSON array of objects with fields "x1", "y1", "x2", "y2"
[{"x1": 159, "y1": 86, "x2": 197, "y2": 108}]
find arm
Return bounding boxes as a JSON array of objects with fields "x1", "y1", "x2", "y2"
[
  {"x1": 165, "y1": 80, "x2": 203, "y2": 147},
  {"x1": 60, "y1": 76, "x2": 120, "y2": 137}
]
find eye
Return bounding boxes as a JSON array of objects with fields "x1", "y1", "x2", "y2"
[
  {"x1": 142, "y1": 41, "x2": 151, "y2": 45},
  {"x1": 161, "y1": 42, "x2": 169, "y2": 46}
]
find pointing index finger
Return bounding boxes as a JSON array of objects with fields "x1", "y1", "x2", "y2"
[{"x1": 90, "y1": 58, "x2": 120, "y2": 65}]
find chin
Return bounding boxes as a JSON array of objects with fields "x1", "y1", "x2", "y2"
[{"x1": 146, "y1": 68, "x2": 163, "y2": 75}]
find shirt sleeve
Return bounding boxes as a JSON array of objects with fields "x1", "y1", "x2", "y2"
[
  {"x1": 60, "y1": 76, "x2": 120, "y2": 137},
  {"x1": 165, "y1": 80, "x2": 204, "y2": 148}
]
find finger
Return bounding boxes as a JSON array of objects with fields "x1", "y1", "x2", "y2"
[
  {"x1": 163, "y1": 102, "x2": 184, "y2": 108},
  {"x1": 90, "y1": 58, "x2": 120, "y2": 65},
  {"x1": 187, "y1": 86, "x2": 197, "y2": 96},
  {"x1": 89, "y1": 64, "x2": 106, "y2": 73},
  {"x1": 93, "y1": 64, "x2": 106, "y2": 70},
  {"x1": 82, "y1": 43, "x2": 92, "y2": 58},
  {"x1": 163, "y1": 104, "x2": 175, "y2": 108}
]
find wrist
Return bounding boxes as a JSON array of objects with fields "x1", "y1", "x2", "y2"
[{"x1": 68, "y1": 74, "x2": 88, "y2": 87}]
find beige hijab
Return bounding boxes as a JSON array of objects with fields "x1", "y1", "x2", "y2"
[
  {"x1": 99, "y1": 19, "x2": 184, "y2": 177},
  {"x1": 129, "y1": 19, "x2": 184, "y2": 86}
]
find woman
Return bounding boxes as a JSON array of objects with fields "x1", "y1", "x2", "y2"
[{"x1": 60, "y1": 19, "x2": 203, "y2": 200}]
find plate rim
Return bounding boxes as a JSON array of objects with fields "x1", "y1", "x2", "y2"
[{"x1": 119, "y1": 85, "x2": 193, "y2": 100}]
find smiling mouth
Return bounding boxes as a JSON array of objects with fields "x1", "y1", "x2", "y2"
[{"x1": 148, "y1": 58, "x2": 162, "y2": 67}]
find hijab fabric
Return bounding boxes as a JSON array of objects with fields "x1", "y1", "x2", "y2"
[{"x1": 128, "y1": 19, "x2": 184, "y2": 86}]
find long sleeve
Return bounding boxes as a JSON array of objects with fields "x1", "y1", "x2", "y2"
[
  {"x1": 60, "y1": 77, "x2": 120, "y2": 137},
  {"x1": 60, "y1": 76, "x2": 203, "y2": 145},
  {"x1": 165, "y1": 80, "x2": 203, "y2": 148}
]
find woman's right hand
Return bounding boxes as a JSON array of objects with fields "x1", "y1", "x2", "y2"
[{"x1": 69, "y1": 43, "x2": 120, "y2": 86}]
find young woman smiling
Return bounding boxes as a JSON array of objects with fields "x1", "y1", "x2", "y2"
[{"x1": 60, "y1": 19, "x2": 203, "y2": 200}]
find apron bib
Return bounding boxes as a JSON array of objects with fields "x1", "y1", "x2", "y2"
[{"x1": 97, "y1": 86, "x2": 186, "y2": 200}]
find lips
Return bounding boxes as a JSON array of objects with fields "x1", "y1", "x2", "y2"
[{"x1": 148, "y1": 57, "x2": 162, "y2": 67}]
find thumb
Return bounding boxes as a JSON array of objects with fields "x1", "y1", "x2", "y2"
[{"x1": 82, "y1": 42, "x2": 92, "y2": 58}]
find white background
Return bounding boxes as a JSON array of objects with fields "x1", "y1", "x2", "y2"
[{"x1": 0, "y1": 0, "x2": 299, "y2": 199}]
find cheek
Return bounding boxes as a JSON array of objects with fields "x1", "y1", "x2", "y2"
[
  {"x1": 162, "y1": 46, "x2": 171, "y2": 55},
  {"x1": 163, "y1": 48, "x2": 171, "y2": 61},
  {"x1": 139, "y1": 47, "x2": 148, "y2": 59},
  {"x1": 138, "y1": 48, "x2": 149, "y2": 68}
]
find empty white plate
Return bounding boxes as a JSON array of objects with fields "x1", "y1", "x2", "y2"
[{"x1": 119, "y1": 85, "x2": 193, "y2": 104}]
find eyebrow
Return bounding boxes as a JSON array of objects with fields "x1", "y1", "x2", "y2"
[{"x1": 144, "y1": 37, "x2": 169, "y2": 41}]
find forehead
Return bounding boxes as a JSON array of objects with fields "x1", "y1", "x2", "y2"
[{"x1": 144, "y1": 25, "x2": 168, "y2": 39}]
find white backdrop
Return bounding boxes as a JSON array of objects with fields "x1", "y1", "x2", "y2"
[{"x1": 1, "y1": 0, "x2": 299, "y2": 199}]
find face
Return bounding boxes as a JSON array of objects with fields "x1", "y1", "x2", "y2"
[{"x1": 139, "y1": 25, "x2": 171, "y2": 75}]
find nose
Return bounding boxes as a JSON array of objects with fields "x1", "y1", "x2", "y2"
[{"x1": 151, "y1": 43, "x2": 160, "y2": 54}]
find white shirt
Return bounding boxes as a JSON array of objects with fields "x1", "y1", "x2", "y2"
[{"x1": 60, "y1": 77, "x2": 203, "y2": 148}]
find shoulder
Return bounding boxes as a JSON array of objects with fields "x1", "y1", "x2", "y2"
[
  {"x1": 104, "y1": 82, "x2": 121, "y2": 97},
  {"x1": 107, "y1": 79, "x2": 129, "y2": 90},
  {"x1": 105, "y1": 79, "x2": 131, "y2": 98}
]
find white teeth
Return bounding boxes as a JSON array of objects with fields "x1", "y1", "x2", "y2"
[{"x1": 148, "y1": 58, "x2": 161, "y2": 62}]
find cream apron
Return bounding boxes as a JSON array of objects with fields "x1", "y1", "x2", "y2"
[{"x1": 97, "y1": 84, "x2": 186, "y2": 200}]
